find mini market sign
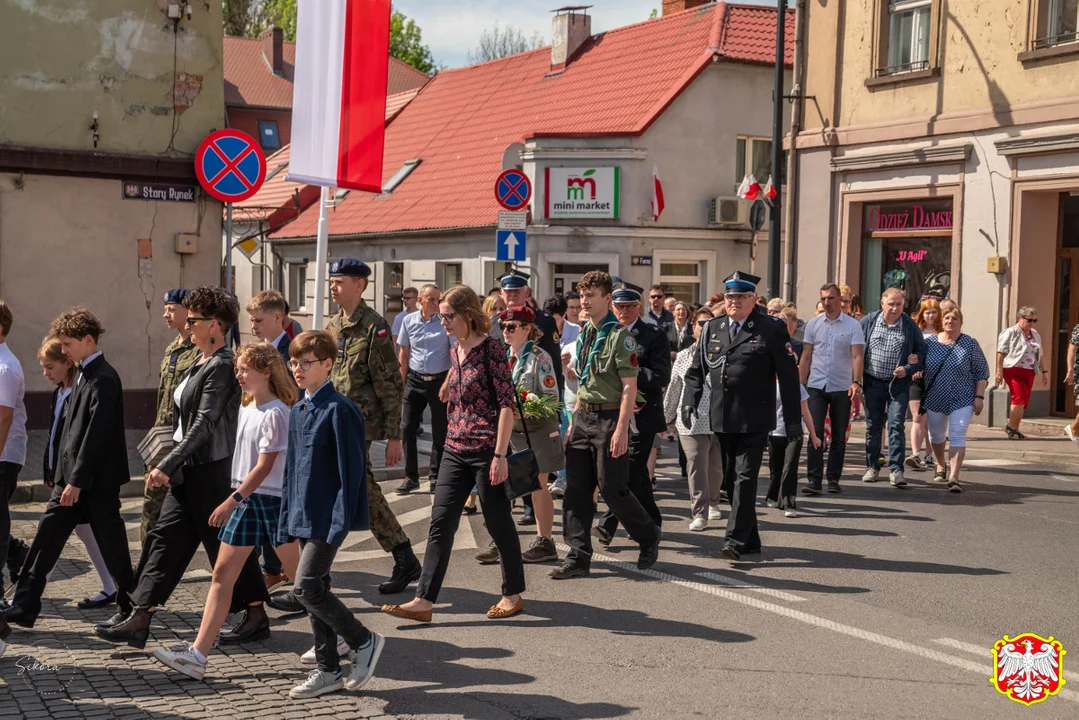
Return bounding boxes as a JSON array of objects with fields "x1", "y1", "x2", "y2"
[{"x1": 545, "y1": 167, "x2": 620, "y2": 219}]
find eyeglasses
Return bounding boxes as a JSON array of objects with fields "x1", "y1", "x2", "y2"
[
  {"x1": 288, "y1": 359, "x2": 321, "y2": 371},
  {"x1": 1023, "y1": 317, "x2": 1038, "y2": 323},
  {"x1": 403, "y1": 296, "x2": 418, "y2": 302},
  {"x1": 436, "y1": 312, "x2": 457, "y2": 323},
  {"x1": 185, "y1": 316, "x2": 211, "y2": 327},
  {"x1": 650, "y1": 295, "x2": 663, "y2": 300},
  {"x1": 502, "y1": 322, "x2": 523, "y2": 333}
]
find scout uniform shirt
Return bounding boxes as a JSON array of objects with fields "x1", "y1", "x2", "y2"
[
  {"x1": 155, "y1": 335, "x2": 198, "y2": 427},
  {"x1": 328, "y1": 300, "x2": 405, "y2": 441},
  {"x1": 575, "y1": 311, "x2": 639, "y2": 406}
]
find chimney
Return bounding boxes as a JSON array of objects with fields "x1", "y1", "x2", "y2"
[
  {"x1": 551, "y1": 6, "x2": 592, "y2": 72},
  {"x1": 662, "y1": 0, "x2": 711, "y2": 16},
  {"x1": 261, "y1": 27, "x2": 284, "y2": 76}
]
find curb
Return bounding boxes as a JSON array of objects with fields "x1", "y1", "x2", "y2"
[{"x1": 847, "y1": 434, "x2": 1077, "y2": 468}]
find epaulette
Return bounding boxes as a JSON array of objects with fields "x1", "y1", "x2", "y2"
[{"x1": 531, "y1": 346, "x2": 543, "y2": 355}]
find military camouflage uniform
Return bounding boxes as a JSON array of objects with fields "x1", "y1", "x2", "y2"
[
  {"x1": 328, "y1": 300, "x2": 409, "y2": 552},
  {"x1": 141, "y1": 334, "x2": 199, "y2": 541}
]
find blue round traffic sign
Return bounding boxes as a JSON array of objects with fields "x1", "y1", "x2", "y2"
[
  {"x1": 195, "y1": 129, "x2": 267, "y2": 203},
  {"x1": 495, "y1": 169, "x2": 532, "y2": 211}
]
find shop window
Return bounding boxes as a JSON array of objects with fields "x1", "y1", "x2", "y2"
[
  {"x1": 288, "y1": 263, "x2": 308, "y2": 312},
  {"x1": 1034, "y1": 0, "x2": 1079, "y2": 49},
  {"x1": 874, "y1": 1, "x2": 938, "y2": 78},
  {"x1": 258, "y1": 120, "x2": 281, "y2": 151},
  {"x1": 735, "y1": 137, "x2": 787, "y2": 188},
  {"x1": 553, "y1": 263, "x2": 608, "y2": 296},
  {"x1": 439, "y1": 262, "x2": 463, "y2": 288},
  {"x1": 861, "y1": 199, "x2": 953, "y2": 315},
  {"x1": 659, "y1": 262, "x2": 701, "y2": 304}
]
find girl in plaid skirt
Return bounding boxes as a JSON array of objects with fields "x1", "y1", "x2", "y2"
[{"x1": 154, "y1": 343, "x2": 299, "y2": 679}]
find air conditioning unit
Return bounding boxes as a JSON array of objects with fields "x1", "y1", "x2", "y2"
[{"x1": 709, "y1": 196, "x2": 747, "y2": 226}]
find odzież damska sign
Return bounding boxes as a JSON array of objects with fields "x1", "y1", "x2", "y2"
[
  {"x1": 544, "y1": 167, "x2": 620, "y2": 219},
  {"x1": 868, "y1": 203, "x2": 953, "y2": 232},
  {"x1": 123, "y1": 181, "x2": 197, "y2": 203}
]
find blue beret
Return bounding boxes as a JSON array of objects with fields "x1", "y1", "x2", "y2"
[
  {"x1": 164, "y1": 289, "x2": 190, "y2": 305},
  {"x1": 498, "y1": 269, "x2": 531, "y2": 290},
  {"x1": 329, "y1": 258, "x2": 371, "y2": 278},
  {"x1": 612, "y1": 280, "x2": 644, "y2": 304},
  {"x1": 724, "y1": 271, "x2": 760, "y2": 294}
]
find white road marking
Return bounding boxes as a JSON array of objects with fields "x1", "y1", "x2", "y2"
[
  {"x1": 1051, "y1": 474, "x2": 1078, "y2": 483},
  {"x1": 964, "y1": 459, "x2": 1031, "y2": 467},
  {"x1": 933, "y1": 637, "x2": 991, "y2": 657},
  {"x1": 554, "y1": 543, "x2": 1079, "y2": 704},
  {"x1": 335, "y1": 501, "x2": 476, "y2": 563},
  {"x1": 696, "y1": 571, "x2": 806, "y2": 602}
]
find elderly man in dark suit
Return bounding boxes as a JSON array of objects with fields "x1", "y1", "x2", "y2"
[
  {"x1": 683, "y1": 273, "x2": 802, "y2": 561},
  {"x1": 1, "y1": 308, "x2": 134, "y2": 637}
]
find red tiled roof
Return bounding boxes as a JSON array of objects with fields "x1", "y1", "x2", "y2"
[
  {"x1": 272, "y1": 2, "x2": 793, "y2": 240},
  {"x1": 718, "y1": 4, "x2": 795, "y2": 66},
  {"x1": 385, "y1": 88, "x2": 423, "y2": 124},
  {"x1": 224, "y1": 36, "x2": 430, "y2": 110}
]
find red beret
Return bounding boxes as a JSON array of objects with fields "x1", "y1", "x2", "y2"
[{"x1": 499, "y1": 305, "x2": 535, "y2": 324}]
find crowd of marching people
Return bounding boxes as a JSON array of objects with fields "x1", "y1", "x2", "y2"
[{"x1": 0, "y1": 258, "x2": 1075, "y2": 697}]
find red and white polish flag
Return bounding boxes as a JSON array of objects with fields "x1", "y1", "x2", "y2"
[
  {"x1": 652, "y1": 162, "x2": 665, "y2": 221},
  {"x1": 288, "y1": 0, "x2": 391, "y2": 193},
  {"x1": 737, "y1": 173, "x2": 761, "y2": 201},
  {"x1": 763, "y1": 175, "x2": 778, "y2": 202}
]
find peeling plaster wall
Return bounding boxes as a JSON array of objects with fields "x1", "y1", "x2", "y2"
[{"x1": 0, "y1": 0, "x2": 224, "y2": 152}]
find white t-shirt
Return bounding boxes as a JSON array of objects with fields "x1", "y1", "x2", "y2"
[
  {"x1": 0, "y1": 342, "x2": 28, "y2": 466},
  {"x1": 231, "y1": 399, "x2": 290, "y2": 497},
  {"x1": 172, "y1": 374, "x2": 191, "y2": 443},
  {"x1": 563, "y1": 341, "x2": 579, "y2": 410},
  {"x1": 771, "y1": 383, "x2": 810, "y2": 437}
]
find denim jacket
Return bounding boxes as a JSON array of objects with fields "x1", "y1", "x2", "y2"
[
  {"x1": 859, "y1": 311, "x2": 926, "y2": 389},
  {"x1": 279, "y1": 382, "x2": 369, "y2": 546}
]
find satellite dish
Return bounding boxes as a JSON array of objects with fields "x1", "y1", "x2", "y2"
[{"x1": 502, "y1": 143, "x2": 526, "y2": 170}]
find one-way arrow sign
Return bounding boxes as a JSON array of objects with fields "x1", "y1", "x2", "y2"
[{"x1": 496, "y1": 229, "x2": 527, "y2": 262}]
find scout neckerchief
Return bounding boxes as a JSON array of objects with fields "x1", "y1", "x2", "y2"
[
  {"x1": 576, "y1": 311, "x2": 619, "y2": 386},
  {"x1": 511, "y1": 340, "x2": 535, "y2": 385}
]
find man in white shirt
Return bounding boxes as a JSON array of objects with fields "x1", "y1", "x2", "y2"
[
  {"x1": 798, "y1": 283, "x2": 864, "y2": 495},
  {"x1": 0, "y1": 300, "x2": 28, "y2": 605}
]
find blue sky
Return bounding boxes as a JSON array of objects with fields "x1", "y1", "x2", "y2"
[{"x1": 393, "y1": 0, "x2": 777, "y2": 69}]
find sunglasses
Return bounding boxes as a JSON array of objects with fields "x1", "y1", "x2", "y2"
[
  {"x1": 185, "y1": 316, "x2": 211, "y2": 327},
  {"x1": 1023, "y1": 317, "x2": 1038, "y2": 323},
  {"x1": 502, "y1": 322, "x2": 523, "y2": 333},
  {"x1": 435, "y1": 312, "x2": 457, "y2": 323},
  {"x1": 650, "y1": 295, "x2": 663, "y2": 300}
]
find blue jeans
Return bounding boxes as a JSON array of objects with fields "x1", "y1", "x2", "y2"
[
  {"x1": 863, "y1": 375, "x2": 909, "y2": 473},
  {"x1": 555, "y1": 408, "x2": 570, "y2": 481}
]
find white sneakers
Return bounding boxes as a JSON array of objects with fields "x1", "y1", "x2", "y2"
[
  {"x1": 291, "y1": 632, "x2": 384, "y2": 698},
  {"x1": 301, "y1": 635, "x2": 350, "y2": 664},
  {"x1": 708, "y1": 505, "x2": 723, "y2": 521},
  {"x1": 688, "y1": 517, "x2": 708, "y2": 532},
  {"x1": 153, "y1": 643, "x2": 207, "y2": 680},
  {"x1": 890, "y1": 470, "x2": 907, "y2": 487},
  {"x1": 862, "y1": 467, "x2": 880, "y2": 483},
  {"x1": 1066, "y1": 425, "x2": 1079, "y2": 446}
]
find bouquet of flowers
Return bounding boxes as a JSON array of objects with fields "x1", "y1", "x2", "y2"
[{"x1": 516, "y1": 387, "x2": 562, "y2": 421}]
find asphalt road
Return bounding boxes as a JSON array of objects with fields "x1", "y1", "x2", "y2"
[{"x1": 3, "y1": 440, "x2": 1077, "y2": 718}]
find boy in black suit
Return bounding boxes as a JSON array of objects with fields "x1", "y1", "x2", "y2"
[{"x1": 1, "y1": 308, "x2": 135, "y2": 634}]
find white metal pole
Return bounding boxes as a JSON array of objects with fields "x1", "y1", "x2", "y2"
[
  {"x1": 312, "y1": 186, "x2": 330, "y2": 330},
  {"x1": 225, "y1": 202, "x2": 233, "y2": 291}
]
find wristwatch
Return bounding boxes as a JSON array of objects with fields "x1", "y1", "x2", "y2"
[
  {"x1": 494, "y1": 452, "x2": 508, "y2": 459},
  {"x1": 231, "y1": 491, "x2": 245, "y2": 503}
]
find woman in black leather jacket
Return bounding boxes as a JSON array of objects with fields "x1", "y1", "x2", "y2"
[{"x1": 96, "y1": 286, "x2": 270, "y2": 649}]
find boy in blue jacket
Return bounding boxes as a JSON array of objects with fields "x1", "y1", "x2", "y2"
[{"x1": 279, "y1": 330, "x2": 384, "y2": 699}]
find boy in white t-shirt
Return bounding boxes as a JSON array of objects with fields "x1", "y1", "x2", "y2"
[
  {"x1": 766, "y1": 381, "x2": 820, "y2": 518},
  {"x1": 0, "y1": 300, "x2": 28, "y2": 605}
]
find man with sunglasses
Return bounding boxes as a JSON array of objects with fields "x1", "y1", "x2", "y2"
[
  {"x1": 140, "y1": 289, "x2": 199, "y2": 541},
  {"x1": 593, "y1": 280, "x2": 670, "y2": 546},
  {"x1": 682, "y1": 272, "x2": 802, "y2": 561},
  {"x1": 645, "y1": 285, "x2": 674, "y2": 328}
]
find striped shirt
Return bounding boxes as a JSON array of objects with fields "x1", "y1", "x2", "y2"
[{"x1": 864, "y1": 315, "x2": 906, "y2": 380}]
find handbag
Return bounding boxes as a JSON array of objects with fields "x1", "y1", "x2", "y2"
[
  {"x1": 137, "y1": 426, "x2": 175, "y2": 468},
  {"x1": 919, "y1": 338, "x2": 959, "y2": 415},
  {"x1": 484, "y1": 342, "x2": 540, "y2": 501}
]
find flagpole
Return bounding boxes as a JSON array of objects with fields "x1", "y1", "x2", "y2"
[
  {"x1": 225, "y1": 202, "x2": 233, "y2": 292},
  {"x1": 312, "y1": 186, "x2": 330, "y2": 330}
]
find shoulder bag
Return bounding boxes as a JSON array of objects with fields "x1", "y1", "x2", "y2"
[
  {"x1": 482, "y1": 340, "x2": 540, "y2": 501},
  {"x1": 919, "y1": 337, "x2": 960, "y2": 416}
]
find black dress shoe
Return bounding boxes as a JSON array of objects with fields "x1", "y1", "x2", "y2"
[
  {"x1": 378, "y1": 542, "x2": 422, "y2": 594},
  {"x1": 219, "y1": 606, "x2": 270, "y2": 644},
  {"x1": 801, "y1": 485, "x2": 821, "y2": 496},
  {"x1": 720, "y1": 546, "x2": 741, "y2": 561},
  {"x1": 96, "y1": 608, "x2": 130, "y2": 632},
  {"x1": 637, "y1": 529, "x2": 661, "y2": 570},
  {"x1": 78, "y1": 591, "x2": 117, "y2": 610},
  {"x1": 395, "y1": 478, "x2": 420, "y2": 495},
  {"x1": 0, "y1": 603, "x2": 36, "y2": 629},
  {"x1": 517, "y1": 509, "x2": 536, "y2": 526},
  {"x1": 590, "y1": 525, "x2": 613, "y2": 547},
  {"x1": 267, "y1": 590, "x2": 306, "y2": 614},
  {"x1": 94, "y1": 608, "x2": 152, "y2": 649},
  {"x1": 549, "y1": 561, "x2": 590, "y2": 580}
]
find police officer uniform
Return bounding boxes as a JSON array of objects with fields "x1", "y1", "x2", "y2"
[
  {"x1": 326, "y1": 258, "x2": 421, "y2": 593},
  {"x1": 141, "y1": 289, "x2": 199, "y2": 542},
  {"x1": 553, "y1": 280, "x2": 660, "y2": 579},
  {"x1": 596, "y1": 281, "x2": 670, "y2": 541},
  {"x1": 490, "y1": 270, "x2": 564, "y2": 393},
  {"x1": 682, "y1": 272, "x2": 802, "y2": 560}
]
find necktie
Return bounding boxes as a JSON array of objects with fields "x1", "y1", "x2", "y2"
[{"x1": 730, "y1": 321, "x2": 740, "y2": 340}]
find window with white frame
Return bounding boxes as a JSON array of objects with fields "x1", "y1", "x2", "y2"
[
  {"x1": 288, "y1": 263, "x2": 308, "y2": 313},
  {"x1": 439, "y1": 262, "x2": 463, "y2": 289},
  {"x1": 1036, "y1": 0, "x2": 1079, "y2": 48},
  {"x1": 883, "y1": 0, "x2": 932, "y2": 75},
  {"x1": 659, "y1": 262, "x2": 701, "y2": 304}
]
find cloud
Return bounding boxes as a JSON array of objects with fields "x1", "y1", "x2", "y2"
[{"x1": 393, "y1": 0, "x2": 776, "y2": 68}]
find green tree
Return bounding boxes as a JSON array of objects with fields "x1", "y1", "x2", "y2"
[
  {"x1": 261, "y1": 0, "x2": 298, "y2": 41},
  {"x1": 649, "y1": 8, "x2": 658, "y2": 20},
  {"x1": 223, "y1": 0, "x2": 263, "y2": 36},
  {"x1": 390, "y1": 10, "x2": 437, "y2": 74}
]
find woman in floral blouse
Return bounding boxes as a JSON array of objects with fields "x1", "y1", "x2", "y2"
[{"x1": 382, "y1": 286, "x2": 525, "y2": 623}]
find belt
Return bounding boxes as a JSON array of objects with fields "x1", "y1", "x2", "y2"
[
  {"x1": 409, "y1": 370, "x2": 449, "y2": 382},
  {"x1": 579, "y1": 402, "x2": 621, "y2": 412}
]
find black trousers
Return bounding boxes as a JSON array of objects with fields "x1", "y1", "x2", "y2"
[
  {"x1": 14, "y1": 482, "x2": 135, "y2": 620},
  {"x1": 596, "y1": 429, "x2": 663, "y2": 537},
  {"x1": 0, "y1": 461, "x2": 22, "y2": 592},
  {"x1": 767, "y1": 435, "x2": 803, "y2": 502},
  {"x1": 806, "y1": 388, "x2": 852, "y2": 486},
  {"x1": 416, "y1": 448, "x2": 524, "y2": 602},
  {"x1": 402, "y1": 371, "x2": 448, "y2": 483},
  {"x1": 295, "y1": 538, "x2": 370, "y2": 674},
  {"x1": 716, "y1": 432, "x2": 766, "y2": 553},
  {"x1": 130, "y1": 458, "x2": 268, "y2": 611},
  {"x1": 563, "y1": 410, "x2": 658, "y2": 569}
]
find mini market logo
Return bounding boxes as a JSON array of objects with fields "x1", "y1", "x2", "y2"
[
  {"x1": 566, "y1": 169, "x2": 598, "y2": 201},
  {"x1": 547, "y1": 167, "x2": 620, "y2": 218},
  {"x1": 991, "y1": 633, "x2": 1066, "y2": 706}
]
